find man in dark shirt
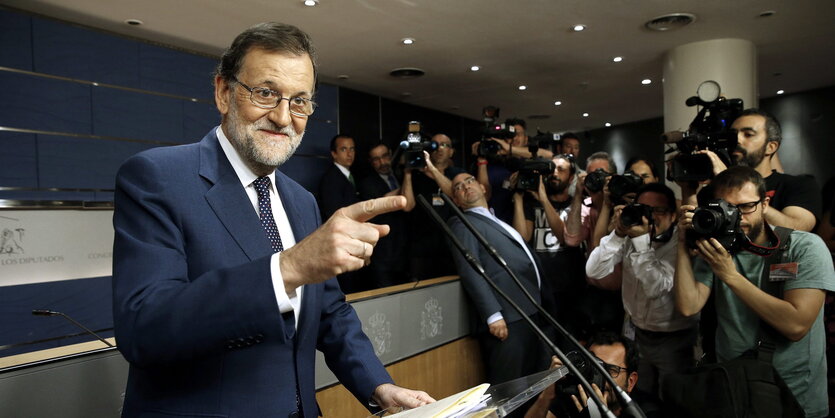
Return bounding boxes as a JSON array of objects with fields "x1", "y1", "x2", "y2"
[{"x1": 730, "y1": 109, "x2": 821, "y2": 231}]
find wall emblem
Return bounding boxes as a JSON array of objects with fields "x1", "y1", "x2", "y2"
[
  {"x1": 1, "y1": 215, "x2": 25, "y2": 255},
  {"x1": 420, "y1": 297, "x2": 443, "y2": 340},
  {"x1": 366, "y1": 311, "x2": 391, "y2": 356}
]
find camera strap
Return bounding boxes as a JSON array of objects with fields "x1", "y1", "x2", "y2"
[
  {"x1": 652, "y1": 224, "x2": 674, "y2": 243},
  {"x1": 740, "y1": 223, "x2": 784, "y2": 257}
]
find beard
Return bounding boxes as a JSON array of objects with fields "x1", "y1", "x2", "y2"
[
  {"x1": 377, "y1": 163, "x2": 392, "y2": 174},
  {"x1": 744, "y1": 217, "x2": 765, "y2": 242},
  {"x1": 545, "y1": 176, "x2": 568, "y2": 195},
  {"x1": 225, "y1": 100, "x2": 304, "y2": 169},
  {"x1": 734, "y1": 143, "x2": 767, "y2": 168}
]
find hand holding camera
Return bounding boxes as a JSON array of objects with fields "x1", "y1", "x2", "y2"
[{"x1": 614, "y1": 204, "x2": 652, "y2": 238}]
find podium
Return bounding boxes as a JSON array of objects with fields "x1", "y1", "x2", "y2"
[{"x1": 374, "y1": 366, "x2": 569, "y2": 417}]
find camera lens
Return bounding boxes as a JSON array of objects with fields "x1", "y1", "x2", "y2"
[{"x1": 692, "y1": 209, "x2": 721, "y2": 234}]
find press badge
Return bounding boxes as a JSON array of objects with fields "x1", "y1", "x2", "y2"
[
  {"x1": 432, "y1": 191, "x2": 444, "y2": 206},
  {"x1": 769, "y1": 262, "x2": 799, "y2": 282}
]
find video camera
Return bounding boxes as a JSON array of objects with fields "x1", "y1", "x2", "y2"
[
  {"x1": 515, "y1": 159, "x2": 556, "y2": 192},
  {"x1": 663, "y1": 81, "x2": 743, "y2": 182},
  {"x1": 400, "y1": 121, "x2": 438, "y2": 168},
  {"x1": 529, "y1": 130, "x2": 561, "y2": 154},
  {"x1": 685, "y1": 198, "x2": 743, "y2": 253},
  {"x1": 608, "y1": 170, "x2": 643, "y2": 206}
]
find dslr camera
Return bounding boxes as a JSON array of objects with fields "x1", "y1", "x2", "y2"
[
  {"x1": 662, "y1": 81, "x2": 743, "y2": 182},
  {"x1": 401, "y1": 121, "x2": 437, "y2": 168},
  {"x1": 620, "y1": 203, "x2": 654, "y2": 228},
  {"x1": 686, "y1": 198, "x2": 743, "y2": 253},
  {"x1": 584, "y1": 168, "x2": 610, "y2": 194},
  {"x1": 608, "y1": 171, "x2": 643, "y2": 205},
  {"x1": 552, "y1": 351, "x2": 609, "y2": 417},
  {"x1": 515, "y1": 159, "x2": 556, "y2": 191}
]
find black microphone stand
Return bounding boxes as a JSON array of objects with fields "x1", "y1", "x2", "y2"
[
  {"x1": 417, "y1": 196, "x2": 615, "y2": 418},
  {"x1": 32, "y1": 309, "x2": 115, "y2": 347},
  {"x1": 437, "y1": 193, "x2": 646, "y2": 418}
]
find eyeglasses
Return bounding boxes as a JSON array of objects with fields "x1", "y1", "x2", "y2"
[
  {"x1": 602, "y1": 362, "x2": 628, "y2": 378},
  {"x1": 231, "y1": 76, "x2": 317, "y2": 117},
  {"x1": 648, "y1": 206, "x2": 673, "y2": 215},
  {"x1": 453, "y1": 176, "x2": 477, "y2": 192},
  {"x1": 369, "y1": 152, "x2": 392, "y2": 163},
  {"x1": 435, "y1": 142, "x2": 453, "y2": 149},
  {"x1": 734, "y1": 199, "x2": 761, "y2": 214}
]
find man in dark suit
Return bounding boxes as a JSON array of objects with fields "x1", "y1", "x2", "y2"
[
  {"x1": 447, "y1": 172, "x2": 549, "y2": 385},
  {"x1": 112, "y1": 22, "x2": 432, "y2": 417},
  {"x1": 318, "y1": 134, "x2": 359, "y2": 220},
  {"x1": 357, "y1": 143, "x2": 415, "y2": 288}
]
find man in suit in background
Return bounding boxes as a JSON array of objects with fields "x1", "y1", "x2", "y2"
[
  {"x1": 112, "y1": 22, "x2": 432, "y2": 418},
  {"x1": 318, "y1": 134, "x2": 359, "y2": 220},
  {"x1": 448, "y1": 172, "x2": 549, "y2": 386},
  {"x1": 358, "y1": 143, "x2": 414, "y2": 288}
]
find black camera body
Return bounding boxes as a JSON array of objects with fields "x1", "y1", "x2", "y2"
[
  {"x1": 686, "y1": 198, "x2": 743, "y2": 253},
  {"x1": 584, "y1": 168, "x2": 610, "y2": 194},
  {"x1": 529, "y1": 130, "x2": 561, "y2": 154},
  {"x1": 402, "y1": 121, "x2": 437, "y2": 168},
  {"x1": 477, "y1": 139, "x2": 503, "y2": 158},
  {"x1": 553, "y1": 352, "x2": 609, "y2": 417},
  {"x1": 608, "y1": 171, "x2": 643, "y2": 205},
  {"x1": 620, "y1": 203, "x2": 654, "y2": 228},
  {"x1": 664, "y1": 82, "x2": 743, "y2": 182},
  {"x1": 516, "y1": 159, "x2": 556, "y2": 191}
]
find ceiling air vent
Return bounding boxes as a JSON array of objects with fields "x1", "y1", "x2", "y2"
[
  {"x1": 389, "y1": 68, "x2": 425, "y2": 79},
  {"x1": 644, "y1": 13, "x2": 696, "y2": 31}
]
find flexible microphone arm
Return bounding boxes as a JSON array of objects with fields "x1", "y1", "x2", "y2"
[
  {"x1": 438, "y1": 193, "x2": 646, "y2": 418},
  {"x1": 32, "y1": 309, "x2": 115, "y2": 348},
  {"x1": 417, "y1": 196, "x2": 615, "y2": 418}
]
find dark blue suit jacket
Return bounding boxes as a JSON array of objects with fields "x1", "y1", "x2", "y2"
[
  {"x1": 317, "y1": 163, "x2": 359, "y2": 220},
  {"x1": 112, "y1": 129, "x2": 392, "y2": 417}
]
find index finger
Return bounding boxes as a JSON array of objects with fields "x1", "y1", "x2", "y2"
[{"x1": 339, "y1": 196, "x2": 407, "y2": 222}]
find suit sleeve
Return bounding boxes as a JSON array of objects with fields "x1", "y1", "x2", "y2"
[
  {"x1": 448, "y1": 217, "x2": 502, "y2": 322},
  {"x1": 112, "y1": 154, "x2": 284, "y2": 367}
]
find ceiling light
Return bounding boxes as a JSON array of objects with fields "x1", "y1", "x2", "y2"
[
  {"x1": 124, "y1": 19, "x2": 143, "y2": 26},
  {"x1": 554, "y1": 101, "x2": 562, "y2": 106},
  {"x1": 605, "y1": 122, "x2": 612, "y2": 127},
  {"x1": 582, "y1": 113, "x2": 589, "y2": 117},
  {"x1": 401, "y1": 37, "x2": 415, "y2": 45},
  {"x1": 470, "y1": 65, "x2": 480, "y2": 71},
  {"x1": 518, "y1": 85, "x2": 527, "y2": 91},
  {"x1": 572, "y1": 24, "x2": 586, "y2": 32},
  {"x1": 303, "y1": 0, "x2": 318, "y2": 6},
  {"x1": 758, "y1": 10, "x2": 776, "y2": 18},
  {"x1": 613, "y1": 56, "x2": 623, "y2": 63},
  {"x1": 641, "y1": 79, "x2": 652, "y2": 85},
  {"x1": 777, "y1": 89, "x2": 785, "y2": 95}
]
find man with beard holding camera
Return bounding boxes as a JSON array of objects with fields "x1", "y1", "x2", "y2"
[
  {"x1": 675, "y1": 166, "x2": 835, "y2": 418},
  {"x1": 586, "y1": 183, "x2": 698, "y2": 398},
  {"x1": 702, "y1": 109, "x2": 821, "y2": 232},
  {"x1": 512, "y1": 154, "x2": 587, "y2": 339}
]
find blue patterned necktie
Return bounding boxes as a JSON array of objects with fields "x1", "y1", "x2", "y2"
[
  {"x1": 253, "y1": 176, "x2": 284, "y2": 253},
  {"x1": 386, "y1": 174, "x2": 398, "y2": 191}
]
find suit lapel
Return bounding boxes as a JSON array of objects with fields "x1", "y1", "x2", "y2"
[
  {"x1": 467, "y1": 212, "x2": 522, "y2": 249},
  {"x1": 199, "y1": 131, "x2": 274, "y2": 261}
]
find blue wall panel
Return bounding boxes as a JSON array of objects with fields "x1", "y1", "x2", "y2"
[
  {"x1": 183, "y1": 100, "x2": 220, "y2": 142},
  {"x1": 313, "y1": 83, "x2": 338, "y2": 123},
  {"x1": 32, "y1": 18, "x2": 140, "y2": 88},
  {"x1": 279, "y1": 155, "x2": 332, "y2": 196},
  {"x1": 0, "y1": 71, "x2": 92, "y2": 134},
  {"x1": 93, "y1": 87, "x2": 184, "y2": 143},
  {"x1": 0, "y1": 10, "x2": 33, "y2": 70},
  {"x1": 0, "y1": 131, "x2": 38, "y2": 188},
  {"x1": 296, "y1": 118, "x2": 337, "y2": 156},
  {"x1": 37, "y1": 135, "x2": 154, "y2": 189},
  {"x1": 139, "y1": 44, "x2": 217, "y2": 100}
]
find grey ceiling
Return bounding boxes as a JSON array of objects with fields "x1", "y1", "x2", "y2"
[{"x1": 4, "y1": 0, "x2": 834, "y2": 132}]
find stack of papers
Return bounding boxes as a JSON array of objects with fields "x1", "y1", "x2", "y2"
[{"x1": 389, "y1": 383, "x2": 492, "y2": 418}]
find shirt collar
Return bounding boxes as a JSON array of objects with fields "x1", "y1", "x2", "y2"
[
  {"x1": 334, "y1": 162, "x2": 352, "y2": 179},
  {"x1": 216, "y1": 126, "x2": 276, "y2": 191}
]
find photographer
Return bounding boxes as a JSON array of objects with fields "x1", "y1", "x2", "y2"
[
  {"x1": 591, "y1": 164, "x2": 647, "y2": 258},
  {"x1": 512, "y1": 154, "x2": 587, "y2": 338},
  {"x1": 586, "y1": 183, "x2": 698, "y2": 397},
  {"x1": 674, "y1": 166, "x2": 835, "y2": 418}
]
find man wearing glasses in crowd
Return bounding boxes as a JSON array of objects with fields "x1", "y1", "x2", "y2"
[
  {"x1": 586, "y1": 183, "x2": 699, "y2": 399},
  {"x1": 112, "y1": 22, "x2": 433, "y2": 417},
  {"x1": 675, "y1": 166, "x2": 835, "y2": 418}
]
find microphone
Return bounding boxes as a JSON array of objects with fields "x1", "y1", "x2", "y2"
[
  {"x1": 437, "y1": 194, "x2": 646, "y2": 418},
  {"x1": 32, "y1": 309, "x2": 115, "y2": 348},
  {"x1": 417, "y1": 196, "x2": 616, "y2": 418}
]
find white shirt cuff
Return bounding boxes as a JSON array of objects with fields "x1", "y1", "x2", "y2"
[
  {"x1": 487, "y1": 312, "x2": 504, "y2": 325},
  {"x1": 630, "y1": 233, "x2": 652, "y2": 252},
  {"x1": 270, "y1": 252, "x2": 297, "y2": 314}
]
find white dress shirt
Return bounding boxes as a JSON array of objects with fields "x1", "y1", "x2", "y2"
[
  {"x1": 466, "y1": 206, "x2": 541, "y2": 325},
  {"x1": 217, "y1": 127, "x2": 302, "y2": 327},
  {"x1": 586, "y1": 227, "x2": 697, "y2": 332}
]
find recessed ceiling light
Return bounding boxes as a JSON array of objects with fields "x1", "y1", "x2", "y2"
[
  {"x1": 641, "y1": 79, "x2": 652, "y2": 85},
  {"x1": 303, "y1": 0, "x2": 318, "y2": 6},
  {"x1": 582, "y1": 112, "x2": 589, "y2": 117},
  {"x1": 470, "y1": 65, "x2": 480, "y2": 71},
  {"x1": 572, "y1": 24, "x2": 586, "y2": 32},
  {"x1": 518, "y1": 85, "x2": 527, "y2": 91},
  {"x1": 124, "y1": 19, "x2": 143, "y2": 26},
  {"x1": 613, "y1": 56, "x2": 623, "y2": 63},
  {"x1": 758, "y1": 10, "x2": 776, "y2": 18},
  {"x1": 777, "y1": 89, "x2": 785, "y2": 95},
  {"x1": 337, "y1": 74, "x2": 349, "y2": 80},
  {"x1": 554, "y1": 101, "x2": 562, "y2": 106},
  {"x1": 401, "y1": 37, "x2": 415, "y2": 45},
  {"x1": 605, "y1": 122, "x2": 612, "y2": 127}
]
